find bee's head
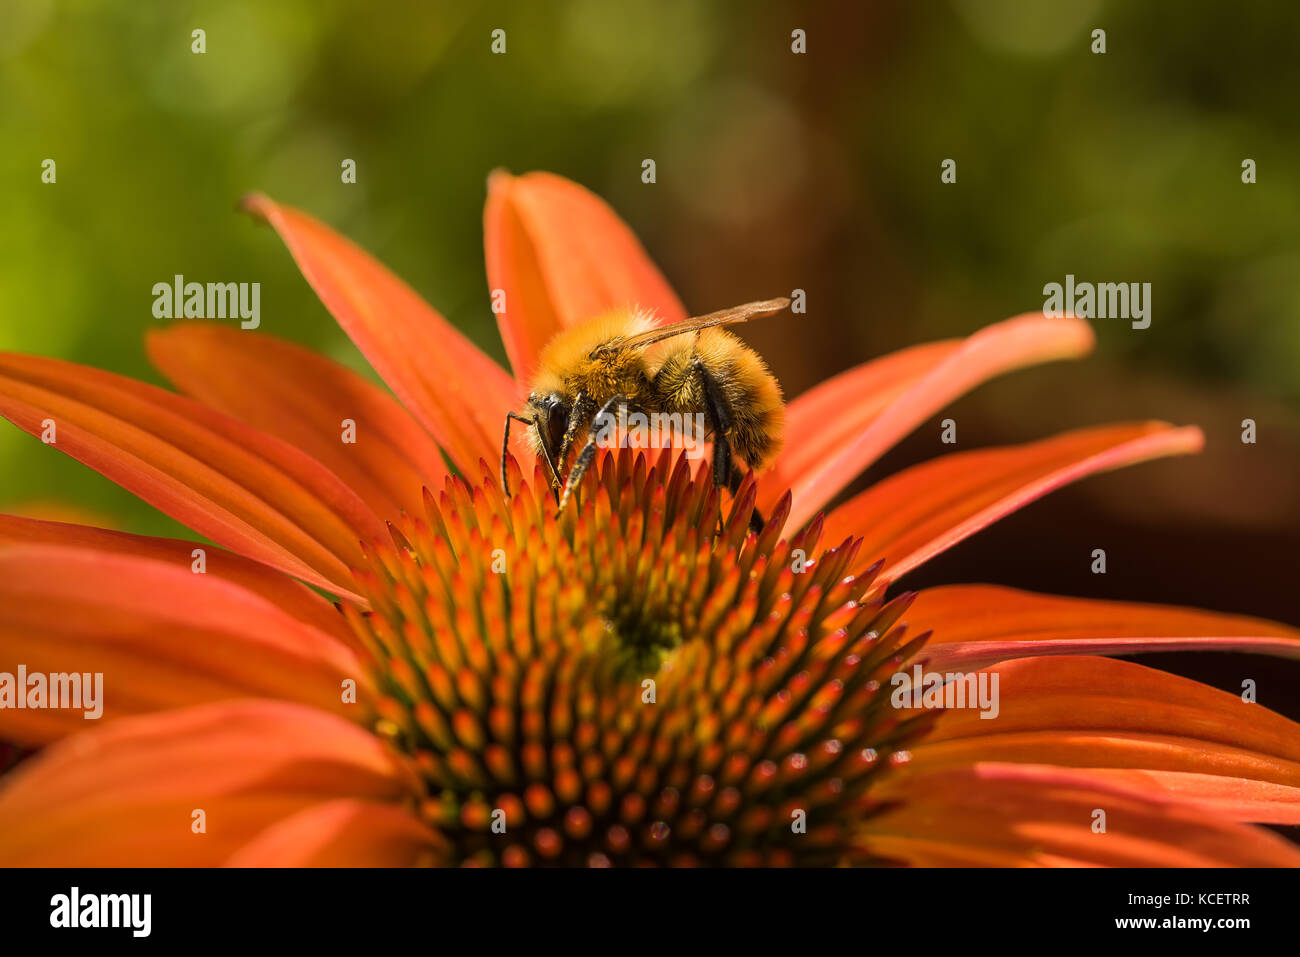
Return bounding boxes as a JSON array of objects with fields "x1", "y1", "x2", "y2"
[{"x1": 525, "y1": 391, "x2": 570, "y2": 461}]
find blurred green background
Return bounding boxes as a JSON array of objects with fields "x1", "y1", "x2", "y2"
[{"x1": 2, "y1": 0, "x2": 1299, "y2": 643}]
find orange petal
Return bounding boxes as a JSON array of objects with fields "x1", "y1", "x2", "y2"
[
  {"x1": 0, "y1": 699, "x2": 420, "y2": 866},
  {"x1": 225, "y1": 799, "x2": 442, "y2": 866},
  {"x1": 772, "y1": 314, "x2": 1095, "y2": 528},
  {"x1": 900, "y1": 656, "x2": 1300, "y2": 824},
  {"x1": 762, "y1": 339, "x2": 962, "y2": 516},
  {"x1": 910, "y1": 584, "x2": 1300, "y2": 670},
  {"x1": 148, "y1": 323, "x2": 450, "y2": 520},
  {"x1": 243, "y1": 193, "x2": 515, "y2": 470},
  {"x1": 484, "y1": 171, "x2": 686, "y2": 379},
  {"x1": 0, "y1": 544, "x2": 370, "y2": 745},
  {"x1": 1080, "y1": 770, "x2": 1300, "y2": 825},
  {"x1": 862, "y1": 762, "x2": 1300, "y2": 866},
  {"x1": 824, "y1": 422, "x2": 1203, "y2": 589},
  {"x1": 0, "y1": 353, "x2": 383, "y2": 598},
  {"x1": 0, "y1": 513, "x2": 353, "y2": 644}
]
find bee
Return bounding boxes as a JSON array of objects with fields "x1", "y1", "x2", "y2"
[{"x1": 501, "y1": 297, "x2": 790, "y2": 530}]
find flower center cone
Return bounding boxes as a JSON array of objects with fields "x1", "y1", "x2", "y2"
[{"x1": 348, "y1": 446, "x2": 933, "y2": 867}]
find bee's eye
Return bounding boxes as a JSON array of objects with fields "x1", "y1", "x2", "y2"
[{"x1": 545, "y1": 398, "x2": 568, "y2": 452}]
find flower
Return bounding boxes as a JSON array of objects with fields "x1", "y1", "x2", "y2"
[{"x1": 1, "y1": 171, "x2": 1299, "y2": 866}]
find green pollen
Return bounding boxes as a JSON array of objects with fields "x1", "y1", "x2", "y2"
[{"x1": 601, "y1": 579, "x2": 686, "y2": 677}]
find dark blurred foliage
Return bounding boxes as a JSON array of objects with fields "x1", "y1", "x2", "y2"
[{"x1": 2, "y1": 1, "x2": 1298, "y2": 714}]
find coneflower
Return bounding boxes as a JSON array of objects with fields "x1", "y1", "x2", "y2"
[{"x1": 0, "y1": 172, "x2": 1297, "y2": 866}]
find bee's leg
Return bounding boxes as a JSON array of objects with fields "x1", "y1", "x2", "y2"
[
  {"x1": 690, "y1": 358, "x2": 765, "y2": 534},
  {"x1": 496, "y1": 408, "x2": 559, "y2": 504},
  {"x1": 502, "y1": 411, "x2": 562, "y2": 504},
  {"x1": 555, "y1": 393, "x2": 594, "y2": 487},
  {"x1": 501, "y1": 411, "x2": 534, "y2": 498},
  {"x1": 535, "y1": 430, "x2": 563, "y2": 505},
  {"x1": 557, "y1": 394, "x2": 627, "y2": 517}
]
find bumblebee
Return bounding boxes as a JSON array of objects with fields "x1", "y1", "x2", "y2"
[{"x1": 501, "y1": 298, "x2": 789, "y2": 528}]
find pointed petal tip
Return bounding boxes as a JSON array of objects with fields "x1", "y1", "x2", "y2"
[
  {"x1": 1173, "y1": 423, "x2": 1206, "y2": 453},
  {"x1": 238, "y1": 191, "x2": 274, "y2": 220},
  {"x1": 994, "y1": 311, "x2": 1097, "y2": 356},
  {"x1": 142, "y1": 319, "x2": 202, "y2": 354},
  {"x1": 1110, "y1": 421, "x2": 1205, "y2": 459}
]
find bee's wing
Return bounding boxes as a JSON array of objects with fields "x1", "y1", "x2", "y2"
[{"x1": 593, "y1": 297, "x2": 791, "y2": 355}]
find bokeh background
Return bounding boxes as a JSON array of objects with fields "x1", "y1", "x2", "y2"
[{"x1": 3, "y1": 0, "x2": 1299, "y2": 735}]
